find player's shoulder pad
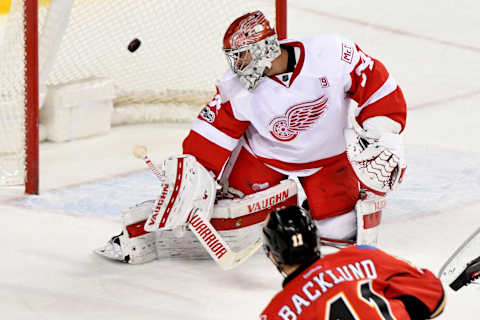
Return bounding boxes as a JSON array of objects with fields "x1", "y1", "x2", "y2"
[
  {"x1": 304, "y1": 34, "x2": 352, "y2": 54},
  {"x1": 300, "y1": 34, "x2": 356, "y2": 74}
]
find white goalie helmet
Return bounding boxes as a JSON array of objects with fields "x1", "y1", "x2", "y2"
[{"x1": 223, "y1": 11, "x2": 281, "y2": 90}]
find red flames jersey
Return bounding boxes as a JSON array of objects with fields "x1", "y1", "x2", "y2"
[
  {"x1": 260, "y1": 246, "x2": 445, "y2": 320},
  {"x1": 183, "y1": 35, "x2": 407, "y2": 177}
]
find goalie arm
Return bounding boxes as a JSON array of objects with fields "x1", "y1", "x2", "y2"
[
  {"x1": 342, "y1": 41, "x2": 407, "y2": 193},
  {"x1": 343, "y1": 41, "x2": 407, "y2": 131},
  {"x1": 182, "y1": 89, "x2": 250, "y2": 178}
]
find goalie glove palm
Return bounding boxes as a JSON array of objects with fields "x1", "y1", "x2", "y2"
[{"x1": 345, "y1": 129, "x2": 406, "y2": 193}]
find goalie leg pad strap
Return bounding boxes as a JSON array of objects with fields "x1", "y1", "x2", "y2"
[{"x1": 120, "y1": 200, "x2": 159, "y2": 264}]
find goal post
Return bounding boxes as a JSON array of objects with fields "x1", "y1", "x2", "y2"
[
  {"x1": 276, "y1": 0, "x2": 287, "y2": 40},
  {"x1": 24, "y1": 0, "x2": 39, "y2": 195},
  {"x1": 0, "y1": 0, "x2": 287, "y2": 195}
]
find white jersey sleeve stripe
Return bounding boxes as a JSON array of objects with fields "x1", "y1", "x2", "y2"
[{"x1": 191, "y1": 118, "x2": 239, "y2": 151}]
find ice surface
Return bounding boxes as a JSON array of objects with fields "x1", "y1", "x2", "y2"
[{"x1": 1, "y1": 1, "x2": 480, "y2": 319}]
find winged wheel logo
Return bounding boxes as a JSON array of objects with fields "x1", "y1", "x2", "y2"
[{"x1": 269, "y1": 96, "x2": 328, "y2": 141}]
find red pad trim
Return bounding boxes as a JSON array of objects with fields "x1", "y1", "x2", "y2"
[
  {"x1": 355, "y1": 86, "x2": 407, "y2": 132},
  {"x1": 210, "y1": 196, "x2": 297, "y2": 231},
  {"x1": 126, "y1": 196, "x2": 298, "y2": 238},
  {"x1": 254, "y1": 150, "x2": 347, "y2": 171},
  {"x1": 209, "y1": 99, "x2": 250, "y2": 138},
  {"x1": 126, "y1": 220, "x2": 149, "y2": 238},
  {"x1": 159, "y1": 157, "x2": 184, "y2": 228},
  {"x1": 363, "y1": 211, "x2": 382, "y2": 229},
  {"x1": 182, "y1": 131, "x2": 231, "y2": 176}
]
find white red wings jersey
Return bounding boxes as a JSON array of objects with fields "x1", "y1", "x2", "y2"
[
  {"x1": 183, "y1": 35, "x2": 407, "y2": 177},
  {"x1": 260, "y1": 245, "x2": 445, "y2": 320}
]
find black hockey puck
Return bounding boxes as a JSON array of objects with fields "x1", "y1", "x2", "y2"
[{"x1": 128, "y1": 38, "x2": 141, "y2": 52}]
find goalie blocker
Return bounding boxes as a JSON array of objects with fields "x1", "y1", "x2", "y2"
[{"x1": 439, "y1": 227, "x2": 480, "y2": 291}]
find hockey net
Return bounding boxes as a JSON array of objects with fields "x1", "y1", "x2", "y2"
[{"x1": 0, "y1": 0, "x2": 286, "y2": 192}]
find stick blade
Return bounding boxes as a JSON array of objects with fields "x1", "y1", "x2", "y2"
[
  {"x1": 219, "y1": 237, "x2": 263, "y2": 270},
  {"x1": 439, "y1": 227, "x2": 480, "y2": 290},
  {"x1": 449, "y1": 256, "x2": 480, "y2": 291}
]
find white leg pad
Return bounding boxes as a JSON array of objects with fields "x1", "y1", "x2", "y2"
[
  {"x1": 314, "y1": 211, "x2": 357, "y2": 240},
  {"x1": 95, "y1": 180, "x2": 298, "y2": 264},
  {"x1": 94, "y1": 200, "x2": 158, "y2": 264},
  {"x1": 96, "y1": 200, "x2": 272, "y2": 264},
  {"x1": 355, "y1": 192, "x2": 386, "y2": 246}
]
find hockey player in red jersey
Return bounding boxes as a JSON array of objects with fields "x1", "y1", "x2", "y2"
[
  {"x1": 182, "y1": 10, "x2": 407, "y2": 244},
  {"x1": 260, "y1": 206, "x2": 446, "y2": 320}
]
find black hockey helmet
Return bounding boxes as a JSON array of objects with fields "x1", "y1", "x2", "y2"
[{"x1": 262, "y1": 205, "x2": 320, "y2": 266}]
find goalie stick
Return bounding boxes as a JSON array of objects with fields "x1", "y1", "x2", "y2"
[
  {"x1": 133, "y1": 145, "x2": 262, "y2": 270},
  {"x1": 438, "y1": 226, "x2": 480, "y2": 291}
]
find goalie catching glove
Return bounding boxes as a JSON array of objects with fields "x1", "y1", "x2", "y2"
[{"x1": 345, "y1": 114, "x2": 406, "y2": 194}]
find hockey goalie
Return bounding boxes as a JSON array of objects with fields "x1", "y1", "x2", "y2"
[{"x1": 97, "y1": 10, "x2": 407, "y2": 269}]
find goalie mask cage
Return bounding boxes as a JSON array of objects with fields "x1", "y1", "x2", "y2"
[{"x1": 0, "y1": 0, "x2": 287, "y2": 194}]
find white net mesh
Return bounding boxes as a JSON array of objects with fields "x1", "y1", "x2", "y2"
[
  {"x1": 44, "y1": 0, "x2": 276, "y2": 123},
  {"x1": 0, "y1": 1, "x2": 29, "y2": 185},
  {"x1": 0, "y1": 0, "x2": 278, "y2": 186}
]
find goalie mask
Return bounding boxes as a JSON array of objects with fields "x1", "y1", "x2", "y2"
[
  {"x1": 223, "y1": 10, "x2": 281, "y2": 90},
  {"x1": 263, "y1": 206, "x2": 320, "y2": 274}
]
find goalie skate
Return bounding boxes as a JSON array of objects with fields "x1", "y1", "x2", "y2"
[
  {"x1": 94, "y1": 200, "x2": 160, "y2": 264},
  {"x1": 94, "y1": 200, "x2": 217, "y2": 264},
  {"x1": 94, "y1": 232, "x2": 130, "y2": 263}
]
